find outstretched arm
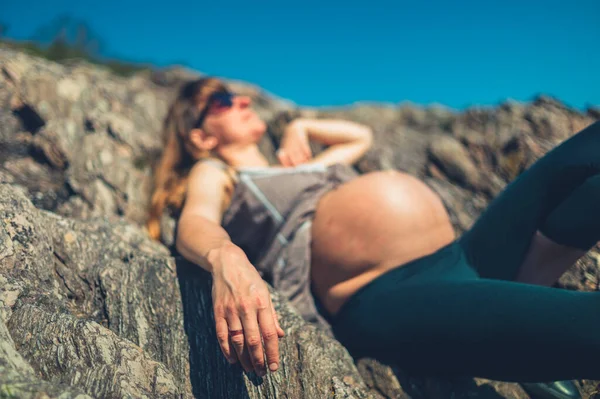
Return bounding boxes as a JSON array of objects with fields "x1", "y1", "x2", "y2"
[
  {"x1": 278, "y1": 118, "x2": 373, "y2": 167},
  {"x1": 177, "y1": 162, "x2": 284, "y2": 376}
]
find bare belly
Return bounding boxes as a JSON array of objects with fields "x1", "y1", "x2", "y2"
[{"x1": 310, "y1": 170, "x2": 456, "y2": 317}]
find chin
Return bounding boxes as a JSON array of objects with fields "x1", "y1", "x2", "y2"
[
  {"x1": 259, "y1": 120, "x2": 267, "y2": 133},
  {"x1": 252, "y1": 128, "x2": 266, "y2": 142},
  {"x1": 253, "y1": 120, "x2": 267, "y2": 136}
]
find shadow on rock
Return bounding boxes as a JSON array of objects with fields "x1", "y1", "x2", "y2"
[
  {"x1": 392, "y1": 372, "x2": 515, "y2": 399},
  {"x1": 350, "y1": 352, "x2": 523, "y2": 399},
  {"x1": 176, "y1": 256, "x2": 252, "y2": 399}
]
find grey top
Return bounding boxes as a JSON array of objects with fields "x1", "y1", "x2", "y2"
[{"x1": 202, "y1": 158, "x2": 358, "y2": 336}]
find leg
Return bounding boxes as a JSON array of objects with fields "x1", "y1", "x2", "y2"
[
  {"x1": 516, "y1": 231, "x2": 588, "y2": 286},
  {"x1": 517, "y1": 173, "x2": 600, "y2": 285},
  {"x1": 331, "y1": 255, "x2": 600, "y2": 382},
  {"x1": 460, "y1": 121, "x2": 600, "y2": 280}
]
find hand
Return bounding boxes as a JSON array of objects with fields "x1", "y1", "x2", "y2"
[
  {"x1": 277, "y1": 120, "x2": 312, "y2": 167},
  {"x1": 210, "y1": 244, "x2": 285, "y2": 377}
]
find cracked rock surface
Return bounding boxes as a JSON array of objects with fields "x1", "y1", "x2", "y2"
[{"x1": 1, "y1": 47, "x2": 598, "y2": 398}]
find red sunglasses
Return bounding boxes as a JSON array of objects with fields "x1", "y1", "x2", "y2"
[{"x1": 194, "y1": 91, "x2": 236, "y2": 129}]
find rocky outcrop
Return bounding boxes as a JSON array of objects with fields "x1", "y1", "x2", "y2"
[
  {"x1": 1, "y1": 184, "x2": 381, "y2": 398},
  {"x1": 1, "y1": 46, "x2": 599, "y2": 398}
]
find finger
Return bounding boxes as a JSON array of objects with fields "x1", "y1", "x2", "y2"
[
  {"x1": 238, "y1": 344, "x2": 254, "y2": 374},
  {"x1": 296, "y1": 144, "x2": 310, "y2": 163},
  {"x1": 276, "y1": 150, "x2": 286, "y2": 166},
  {"x1": 215, "y1": 316, "x2": 237, "y2": 364},
  {"x1": 302, "y1": 142, "x2": 312, "y2": 159},
  {"x1": 226, "y1": 314, "x2": 253, "y2": 373},
  {"x1": 291, "y1": 149, "x2": 305, "y2": 165},
  {"x1": 277, "y1": 150, "x2": 292, "y2": 167},
  {"x1": 287, "y1": 148, "x2": 303, "y2": 166},
  {"x1": 301, "y1": 149, "x2": 311, "y2": 163},
  {"x1": 294, "y1": 146, "x2": 307, "y2": 164},
  {"x1": 257, "y1": 303, "x2": 280, "y2": 372},
  {"x1": 272, "y1": 306, "x2": 284, "y2": 337},
  {"x1": 268, "y1": 295, "x2": 285, "y2": 337},
  {"x1": 239, "y1": 304, "x2": 267, "y2": 375}
]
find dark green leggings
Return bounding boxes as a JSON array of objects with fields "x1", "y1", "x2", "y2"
[{"x1": 329, "y1": 121, "x2": 600, "y2": 382}]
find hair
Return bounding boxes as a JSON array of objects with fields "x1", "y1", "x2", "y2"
[{"x1": 146, "y1": 77, "x2": 234, "y2": 242}]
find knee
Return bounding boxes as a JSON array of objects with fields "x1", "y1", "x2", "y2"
[
  {"x1": 573, "y1": 120, "x2": 600, "y2": 147},
  {"x1": 540, "y1": 174, "x2": 600, "y2": 250},
  {"x1": 576, "y1": 120, "x2": 600, "y2": 136},
  {"x1": 575, "y1": 174, "x2": 600, "y2": 201}
]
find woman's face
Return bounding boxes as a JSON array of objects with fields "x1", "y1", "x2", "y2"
[{"x1": 202, "y1": 95, "x2": 267, "y2": 148}]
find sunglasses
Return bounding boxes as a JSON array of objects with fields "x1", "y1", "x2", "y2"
[{"x1": 193, "y1": 91, "x2": 236, "y2": 129}]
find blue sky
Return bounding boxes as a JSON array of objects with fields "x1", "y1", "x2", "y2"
[{"x1": 3, "y1": 0, "x2": 599, "y2": 109}]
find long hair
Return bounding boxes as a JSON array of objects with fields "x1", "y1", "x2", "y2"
[{"x1": 147, "y1": 77, "x2": 231, "y2": 241}]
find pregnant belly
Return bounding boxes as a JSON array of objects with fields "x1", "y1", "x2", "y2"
[{"x1": 309, "y1": 170, "x2": 455, "y2": 316}]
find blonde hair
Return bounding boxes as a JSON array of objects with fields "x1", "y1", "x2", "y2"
[{"x1": 146, "y1": 77, "x2": 235, "y2": 241}]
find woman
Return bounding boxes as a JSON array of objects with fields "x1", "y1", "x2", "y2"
[{"x1": 147, "y1": 78, "x2": 599, "y2": 397}]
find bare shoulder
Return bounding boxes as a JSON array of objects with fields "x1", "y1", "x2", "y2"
[
  {"x1": 188, "y1": 161, "x2": 231, "y2": 188},
  {"x1": 182, "y1": 161, "x2": 233, "y2": 223}
]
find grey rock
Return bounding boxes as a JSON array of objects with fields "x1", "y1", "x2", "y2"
[
  {"x1": 0, "y1": 182, "x2": 380, "y2": 398},
  {"x1": 0, "y1": 46, "x2": 598, "y2": 398},
  {"x1": 8, "y1": 305, "x2": 183, "y2": 398},
  {"x1": 428, "y1": 134, "x2": 482, "y2": 191}
]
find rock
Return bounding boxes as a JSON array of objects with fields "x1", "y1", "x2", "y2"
[
  {"x1": 9, "y1": 305, "x2": 183, "y2": 398},
  {"x1": 0, "y1": 182, "x2": 381, "y2": 398},
  {"x1": 0, "y1": 46, "x2": 598, "y2": 398},
  {"x1": 148, "y1": 66, "x2": 204, "y2": 88},
  {"x1": 427, "y1": 134, "x2": 483, "y2": 191}
]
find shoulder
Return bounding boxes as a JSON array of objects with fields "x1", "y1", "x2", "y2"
[
  {"x1": 189, "y1": 160, "x2": 233, "y2": 188},
  {"x1": 185, "y1": 161, "x2": 237, "y2": 208},
  {"x1": 181, "y1": 161, "x2": 235, "y2": 223}
]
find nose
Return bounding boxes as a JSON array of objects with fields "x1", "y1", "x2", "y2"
[{"x1": 236, "y1": 95, "x2": 252, "y2": 108}]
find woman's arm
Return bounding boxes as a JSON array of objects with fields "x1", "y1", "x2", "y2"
[
  {"x1": 176, "y1": 162, "x2": 284, "y2": 376},
  {"x1": 278, "y1": 118, "x2": 373, "y2": 167},
  {"x1": 175, "y1": 162, "x2": 235, "y2": 272}
]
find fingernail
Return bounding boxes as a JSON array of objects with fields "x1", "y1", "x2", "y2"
[
  {"x1": 258, "y1": 368, "x2": 267, "y2": 377},
  {"x1": 269, "y1": 363, "x2": 278, "y2": 372}
]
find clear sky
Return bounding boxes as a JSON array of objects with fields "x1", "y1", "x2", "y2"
[{"x1": 3, "y1": 0, "x2": 599, "y2": 109}]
